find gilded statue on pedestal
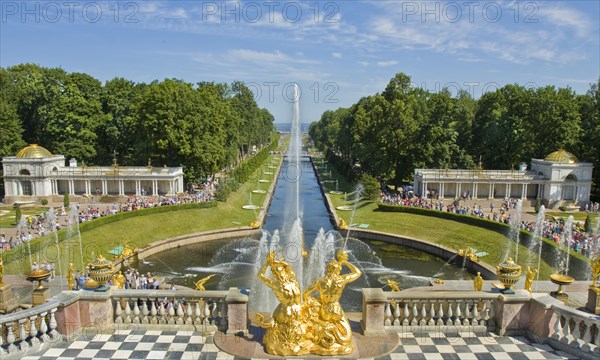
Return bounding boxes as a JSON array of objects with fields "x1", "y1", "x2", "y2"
[
  {"x1": 67, "y1": 263, "x2": 75, "y2": 290},
  {"x1": 257, "y1": 250, "x2": 311, "y2": 356},
  {"x1": 473, "y1": 272, "x2": 483, "y2": 291},
  {"x1": 303, "y1": 250, "x2": 362, "y2": 355},
  {"x1": 525, "y1": 266, "x2": 537, "y2": 293},
  {"x1": 386, "y1": 279, "x2": 401, "y2": 292}
]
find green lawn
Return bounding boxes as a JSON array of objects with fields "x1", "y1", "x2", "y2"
[
  {"x1": 0, "y1": 206, "x2": 49, "y2": 228},
  {"x1": 330, "y1": 193, "x2": 558, "y2": 279},
  {"x1": 2, "y1": 154, "x2": 281, "y2": 275},
  {"x1": 526, "y1": 211, "x2": 598, "y2": 223}
]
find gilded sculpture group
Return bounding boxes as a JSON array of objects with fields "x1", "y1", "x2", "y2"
[{"x1": 257, "y1": 249, "x2": 361, "y2": 356}]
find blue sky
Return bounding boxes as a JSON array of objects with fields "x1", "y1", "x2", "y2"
[{"x1": 1, "y1": 0, "x2": 599, "y2": 123}]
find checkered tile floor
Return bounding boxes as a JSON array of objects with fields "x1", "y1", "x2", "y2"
[{"x1": 22, "y1": 329, "x2": 580, "y2": 360}]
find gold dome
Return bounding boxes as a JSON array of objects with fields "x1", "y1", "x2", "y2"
[
  {"x1": 544, "y1": 149, "x2": 578, "y2": 164},
  {"x1": 16, "y1": 144, "x2": 53, "y2": 158}
]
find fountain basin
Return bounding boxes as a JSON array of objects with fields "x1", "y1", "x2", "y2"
[{"x1": 242, "y1": 205, "x2": 260, "y2": 210}]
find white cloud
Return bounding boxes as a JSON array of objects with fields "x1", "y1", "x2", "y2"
[
  {"x1": 538, "y1": 6, "x2": 591, "y2": 37},
  {"x1": 332, "y1": 53, "x2": 342, "y2": 59},
  {"x1": 376, "y1": 60, "x2": 398, "y2": 67}
]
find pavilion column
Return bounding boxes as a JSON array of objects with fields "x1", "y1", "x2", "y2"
[
  {"x1": 422, "y1": 182, "x2": 428, "y2": 197},
  {"x1": 152, "y1": 180, "x2": 157, "y2": 196},
  {"x1": 169, "y1": 181, "x2": 173, "y2": 195},
  {"x1": 488, "y1": 183, "x2": 493, "y2": 199},
  {"x1": 473, "y1": 183, "x2": 478, "y2": 199},
  {"x1": 85, "y1": 180, "x2": 91, "y2": 195},
  {"x1": 135, "y1": 180, "x2": 141, "y2": 196},
  {"x1": 68, "y1": 180, "x2": 75, "y2": 195},
  {"x1": 457, "y1": 183, "x2": 462, "y2": 198},
  {"x1": 506, "y1": 183, "x2": 511, "y2": 199},
  {"x1": 522, "y1": 184, "x2": 527, "y2": 199},
  {"x1": 118, "y1": 180, "x2": 124, "y2": 196},
  {"x1": 101, "y1": 180, "x2": 107, "y2": 195},
  {"x1": 440, "y1": 183, "x2": 445, "y2": 198}
]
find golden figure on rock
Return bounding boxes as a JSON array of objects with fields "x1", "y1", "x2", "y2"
[
  {"x1": 303, "y1": 250, "x2": 361, "y2": 355},
  {"x1": 194, "y1": 274, "x2": 216, "y2": 291},
  {"x1": 474, "y1": 272, "x2": 483, "y2": 291},
  {"x1": 385, "y1": 279, "x2": 400, "y2": 292},
  {"x1": 257, "y1": 250, "x2": 311, "y2": 356}
]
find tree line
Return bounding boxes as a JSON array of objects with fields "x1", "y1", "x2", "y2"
[
  {"x1": 0, "y1": 64, "x2": 275, "y2": 186},
  {"x1": 309, "y1": 73, "x2": 600, "y2": 192}
]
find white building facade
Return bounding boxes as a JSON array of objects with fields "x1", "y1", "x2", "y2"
[
  {"x1": 413, "y1": 150, "x2": 593, "y2": 208},
  {"x1": 2, "y1": 144, "x2": 184, "y2": 204}
]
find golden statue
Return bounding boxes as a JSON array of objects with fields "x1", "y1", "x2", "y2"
[
  {"x1": 474, "y1": 272, "x2": 483, "y2": 291},
  {"x1": 257, "y1": 250, "x2": 311, "y2": 356},
  {"x1": 525, "y1": 266, "x2": 537, "y2": 293},
  {"x1": 113, "y1": 271, "x2": 126, "y2": 289},
  {"x1": 67, "y1": 263, "x2": 75, "y2": 290},
  {"x1": 338, "y1": 218, "x2": 348, "y2": 230},
  {"x1": 194, "y1": 274, "x2": 216, "y2": 291},
  {"x1": 385, "y1": 279, "x2": 400, "y2": 292},
  {"x1": 250, "y1": 220, "x2": 260, "y2": 229},
  {"x1": 591, "y1": 254, "x2": 600, "y2": 288},
  {"x1": 303, "y1": 250, "x2": 362, "y2": 355}
]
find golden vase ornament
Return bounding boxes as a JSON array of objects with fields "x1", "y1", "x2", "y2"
[{"x1": 496, "y1": 258, "x2": 521, "y2": 294}]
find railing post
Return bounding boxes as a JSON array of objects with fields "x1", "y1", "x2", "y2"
[
  {"x1": 362, "y1": 288, "x2": 387, "y2": 336},
  {"x1": 225, "y1": 287, "x2": 248, "y2": 335},
  {"x1": 495, "y1": 291, "x2": 531, "y2": 336}
]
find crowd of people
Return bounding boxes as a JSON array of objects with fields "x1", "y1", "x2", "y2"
[{"x1": 380, "y1": 191, "x2": 600, "y2": 258}]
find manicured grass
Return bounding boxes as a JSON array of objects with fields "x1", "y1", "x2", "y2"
[
  {"x1": 0, "y1": 206, "x2": 49, "y2": 228},
  {"x1": 329, "y1": 194, "x2": 558, "y2": 279},
  {"x1": 2, "y1": 154, "x2": 281, "y2": 275},
  {"x1": 526, "y1": 212, "x2": 598, "y2": 223}
]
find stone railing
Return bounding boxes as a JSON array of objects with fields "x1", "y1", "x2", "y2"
[
  {"x1": 0, "y1": 300, "x2": 61, "y2": 359},
  {"x1": 547, "y1": 301, "x2": 600, "y2": 360},
  {"x1": 362, "y1": 289, "x2": 498, "y2": 335},
  {"x1": 111, "y1": 289, "x2": 230, "y2": 334}
]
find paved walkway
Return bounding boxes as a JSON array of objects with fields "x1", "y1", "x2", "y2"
[{"x1": 21, "y1": 328, "x2": 581, "y2": 359}]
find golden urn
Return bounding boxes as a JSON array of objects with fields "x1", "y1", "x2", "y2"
[
  {"x1": 549, "y1": 273, "x2": 574, "y2": 294},
  {"x1": 87, "y1": 254, "x2": 114, "y2": 287},
  {"x1": 496, "y1": 258, "x2": 522, "y2": 293},
  {"x1": 26, "y1": 268, "x2": 52, "y2": 289}
]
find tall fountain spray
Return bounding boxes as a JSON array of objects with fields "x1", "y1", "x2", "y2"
[
  {"x1": 533, "y1": 205, "x2": 546, "y2": 283},
  {"x1": 508, "y1": 199, "x2": 523, "y2": 262},
  {"x1": 556, "y1": 216, "x2": 574, "y2": 275},
  {"x1": 67, "y1": 206, "x2": 85, "y2": 270},
  {"x1": 17, "y1": 216, "x2": 33, "y2": 268},
  {"x1": 46, "y1": 208, "x2": 63, "y2": 290}
]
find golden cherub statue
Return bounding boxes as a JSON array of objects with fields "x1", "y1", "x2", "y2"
[
  {"x1": 194, "y1": 274, "x2": 216, "y2": 291},
  {"x1": 525, "y1": 266, "x2": 537, "y2": 293},
  {"x1": 67, "y1": 263, "x2": 75, "y2": 290},
  {"x1": 113, "y1": 271, "x2": 126, "y2": 289},
  {"x1": 474, "y1": 272, "x2": 484, "y2": 291},
  {"x1": 338, "y1": 218, "x2": 348, "y2": 230}
]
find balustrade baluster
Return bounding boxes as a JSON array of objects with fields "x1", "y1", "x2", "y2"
[
  {"x1": 482, "y1": 300, "x2": 491, "y2": 326},
  {"x1": 6, "y1": 321, "x2": 17, "y2": 353},
  {"x1": 473, "y1": 301, "x2": 480, "y2": 325},
  {"x1": 18, "y1": 319, "x2": 28, "y2": 351},
  {"x1": 203, "y1": 302, "x2": 211, "y2": 325},
  {"x1": 185, "y1": 302, "x2": 193, "y2": 325},
  {"x1": 463, "y1": 301, "x2": 471, "y2": 326},
  {"x1": 115, "y1": 300, "x2": 123, "y2": 324},
  {"x1": 580, "y1": 320, "x2": 594, "y2": 353},
  {"x1": 569, "y1": 318, "x2": 582, "y2": 348},
  {"x1": 428, "y1": 303, "x2": 435, "y2": 326},
  {"x1": 194, "y1": 301, "x2": 202, "y2": 325},
  {"x1": 552, "y1": 313, "x2": 564, "y2": 340},
  {"x1": 402, "y1": 303, "x2": 409, "y2": 326},
  {"x1": 410, "y1": 302, "x2": 418, "y2": 326},
  {"x1": 393, "y1": 302, "x2": 401, "y2": 326},
  {"x1": 150, "y1": 300, "x2": 158, "y2": 324},
  {"x1": 124, "y1": 300, "x2": 132, "y2": 324},
  {"x1": 141, "y1": 298, "x2": 150, "y2": 324},
  {"x1": 453, "y1": 301, "x2": 462, "y2": 326},
  {"x1": 436, "y1": 302, "x2": 444, "y2": 326},
  {"x1": 176, "y1": 303, "x2": 184, "y2": 325},
  {"x1": 29, "y1": 315, "x2": 39, "y2": 345},
  {"x1": 594, "y1": 325, "x2": 600, "y2": 355},
  {"x1": 561, "y1": 316, "x2": 572, "y2": 343},
  {"x1": 419, "y1": 302, "x2": 427, "y2": 326},
  {"x1": 133, "y1": 300, "x2": 141, "y2": 324},
  {"x1": 447, "y1": 301, "x2": 453, "y2": 326},
  {"x1": 49, "y1": 308, "x2": 59, "y2": 339},
  {"x1": 384, "y1": 302, "x2": 392, "y2": 326},
  {"x1": 168, "y1": 302, "x2": 175, "y2": 325},
  {"x1": 39, "y1": 312, "x2": 49, "y2": 342}
]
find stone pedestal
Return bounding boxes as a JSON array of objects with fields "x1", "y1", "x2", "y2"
[
  {"x1": 586, "y1": 287, "x2": 600, "y2": 315},
  {"x1": 0, "y1": 283, "x2": 19, "y2": 313},
  {"x1": 225, "y1": 287, "x2": 249, "y2": 335},
  {"x1": 550, "y1": 291, "x2": 568, "y2": 305},
  {"x1": 32, "y1": 287, "x2": 50, "y2": 306},
  {"x1": 361, "y1": 288, "x2": 387, "y2": 336}
]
